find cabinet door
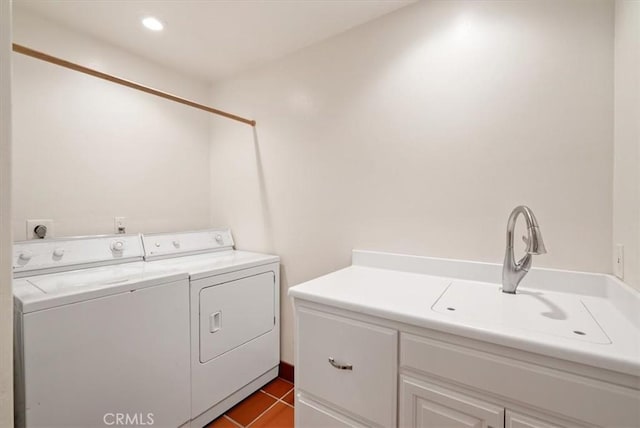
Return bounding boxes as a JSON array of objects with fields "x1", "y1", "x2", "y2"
[
  {"x1": 400, "y1": 375, "x2": 504, "y2": 428},
  {"x1": 505, "y1": 410, "x2": 586, "y2": 428}
]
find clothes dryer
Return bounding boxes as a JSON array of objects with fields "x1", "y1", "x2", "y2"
[{"x1": 142, "y1": 230, "x2": 279, "y2": 427}]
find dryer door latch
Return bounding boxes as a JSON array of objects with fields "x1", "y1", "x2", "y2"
[{"x1": 209, "y1": 311, "x2": 221, "y2": 333}]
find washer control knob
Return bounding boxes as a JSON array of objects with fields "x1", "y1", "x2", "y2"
[
  {"x1": 215, "y1": 234, "x2": 223, "y2": 244},
  {"x1": 18, "y1": 250, "x2": 33, "y2": 261},
  {"x1": 111, "y1": 241, "x2": 125, "y2": 252},
  {"x1": 172, "y1": 240, "x2": 180, "y2": 248},
  {"x1": 155, "y1": 242, "x2": 160, "y2": 248},
  {"x1": 53, "y1": 248, "x2": 65, "y2": 258}
]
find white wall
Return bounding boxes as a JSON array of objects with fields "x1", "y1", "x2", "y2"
[
  {"x1": 208, "y1": 0, "x2": 615, "y2": 364},
  {"x1": 0, "y1": 0, "x2": 13, "y2": 425},
  {"x1": 11, "y1": 9, "x2": 212, "y2": 240},
  {"x1": 613, "y1": 0, "x2": 640, "y2": 289}
]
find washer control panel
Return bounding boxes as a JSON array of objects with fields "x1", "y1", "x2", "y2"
[
  {"x1": 13, "y1": 234, "x2": 144, "y2": 277},
  {"x1": 142, "y1": 229, "x2": 234, "y2": 260}
]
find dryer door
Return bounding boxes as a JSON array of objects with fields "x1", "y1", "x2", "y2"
[{"x1": 199, "y1": 271, "x2": 275, "y2": 363}]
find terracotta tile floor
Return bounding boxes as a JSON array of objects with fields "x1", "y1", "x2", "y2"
[{"x1": 205, "y1": 378, "x2": 294, "y2": 428}]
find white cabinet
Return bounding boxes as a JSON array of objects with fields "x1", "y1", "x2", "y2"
[
  {"x1": 296, "y1": 307, "x2": 397, "y2": 427},
  {"x1": 399, "y1": 375, "x2": 504, "y2": 428},
  {"x1": 293, "y1": 301, "x2": 639, "y2": 428},
  {"x1": 398, "y1": 375, "x2": 589, "y2": 428},
  {"x1": 399, "y1": 333, "x2": 634, "y2": 427}
]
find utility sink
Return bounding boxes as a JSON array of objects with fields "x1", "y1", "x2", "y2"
[{"x1": 432, "y1": 280, "x2": 612, "y2": 344}]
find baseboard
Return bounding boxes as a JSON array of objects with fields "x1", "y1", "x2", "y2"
[{"x1": 279, "y1": 361, "x2": 294, "y2": 383}]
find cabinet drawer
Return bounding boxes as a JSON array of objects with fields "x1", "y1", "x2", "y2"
[
  {"x1": 296, "y1": 393, "x2": 368, "y2": 428},
  {"x1": 297, "y1": 308, "x2": 397, "y2": 427}
]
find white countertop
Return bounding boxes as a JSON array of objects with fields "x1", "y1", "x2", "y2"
[{"x1": 289, "y1": 250, "x2": 640, "y2": 377}]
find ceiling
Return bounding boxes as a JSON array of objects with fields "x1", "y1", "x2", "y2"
[{"x1": 14, "y1": 0, "x2": 414, "y2": 82}]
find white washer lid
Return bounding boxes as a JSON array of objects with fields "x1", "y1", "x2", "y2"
[{"x1": 14, "y1": 261, "x2": 188, "y2": 313}]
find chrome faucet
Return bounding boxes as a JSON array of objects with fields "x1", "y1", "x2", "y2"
[{"x1": 502, "y1": 206, "x2": 546, "y2": 294}]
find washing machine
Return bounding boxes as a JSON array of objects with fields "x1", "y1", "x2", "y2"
[
  {"x1": 13, "y1": 234, "x2": 191, "y2": 428},
  {"x1": 142, "y1": 229, "x2": 280, "y2": 427}
]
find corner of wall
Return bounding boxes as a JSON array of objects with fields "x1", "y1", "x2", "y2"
[
  {"x1": 0, "y1": 0, "x2": 14, "y2": 424},
  {"x1": 613, "y1": 0, "x2": 640, "y2": 290}
]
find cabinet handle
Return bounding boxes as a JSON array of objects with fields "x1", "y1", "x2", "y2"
[{"x1": 328, "y1": 357, "x2": 353, "y2": 371}]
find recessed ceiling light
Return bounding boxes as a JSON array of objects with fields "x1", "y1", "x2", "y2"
[{"x1": 142, "y1": 17, "x2": 164, "y2": 31}]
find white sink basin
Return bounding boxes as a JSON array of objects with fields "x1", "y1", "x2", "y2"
[{"x1": 432, "y1": 280, "x2": 612, "y2": 344}]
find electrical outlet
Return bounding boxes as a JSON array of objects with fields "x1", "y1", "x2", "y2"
[
  {"x1": 26, "y1": 219, "x2": 54, "y2": 240},
  {"x1": 114, "y1": 217, "x2": 127, "y2": 234},
  {"x1": 614, "y1": 244, "x2": 624, "y2": 280}
]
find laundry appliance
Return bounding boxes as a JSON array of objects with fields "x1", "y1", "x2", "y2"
[
  {"x1": 13, "y1": 234, "x2": 191, "y2": 428},
  {"x1": 142, "y1": 229, "x2": 280, "y2": 427}
]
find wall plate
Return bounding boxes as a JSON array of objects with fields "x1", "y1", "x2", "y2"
[
  {"x1": 26, "y1": 219, "x2": 54, "y2": 240},
  {"x1": 114, "y1": 216, "x2": 126, "y2": 234}
]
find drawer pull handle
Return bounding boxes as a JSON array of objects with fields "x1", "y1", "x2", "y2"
[{"x1": 328, "y1": 357, "x2": 353, "y2": 371}]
